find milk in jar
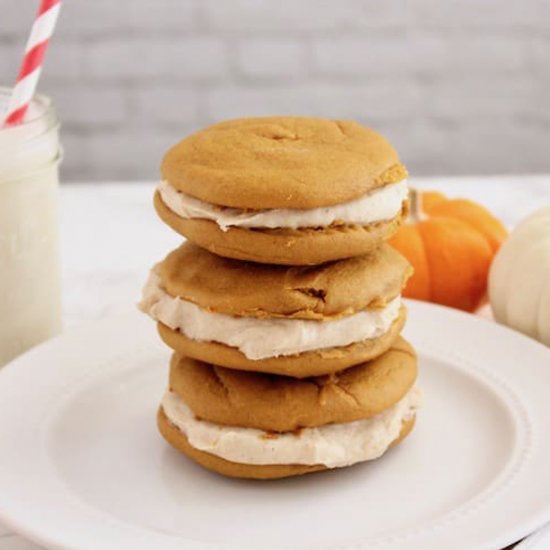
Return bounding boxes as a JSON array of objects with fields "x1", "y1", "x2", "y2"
[{"x1": 0, "y1": 88, "x2": 62, "y2": 366}]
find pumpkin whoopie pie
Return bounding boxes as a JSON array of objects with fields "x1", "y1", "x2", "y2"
[
  {"x1": 155, "y1": 116, "x2": 409, "y2": 265},
  {"x1": 158, "y1": 337, "x2": 420, "y2": 479},
  {"x1": 139, "y1": 242, "x2": 412, "y2": 378}
]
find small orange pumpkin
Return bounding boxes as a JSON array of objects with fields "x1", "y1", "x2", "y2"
[{"x1": 390, "y1": 190, "x2": 507, "y2": 312}]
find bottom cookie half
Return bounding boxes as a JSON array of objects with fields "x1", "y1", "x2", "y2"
[{"x1": 157, "y1": 408, "x2": 416, "y2": 480}]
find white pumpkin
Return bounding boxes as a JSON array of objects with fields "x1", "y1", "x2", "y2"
[{"x1": 489, "y1": 207, "x2": 550, "y2": 346}]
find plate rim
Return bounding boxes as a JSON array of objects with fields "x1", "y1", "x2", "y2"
[{"x1": 517, "y1": 522, "x2": 550, "y2": 549}]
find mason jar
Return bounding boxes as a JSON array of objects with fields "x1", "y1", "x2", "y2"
[{"x1": 0, "y1": 88, "x2": 62, "y2": 366}]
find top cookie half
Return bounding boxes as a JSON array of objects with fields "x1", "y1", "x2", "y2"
[{"x1": 156, "y1": 117, "x2": 409, "y2": 265}]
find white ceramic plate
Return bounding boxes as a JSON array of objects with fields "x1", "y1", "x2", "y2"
[
  {"x1": 517, "y1": 523, "x2": 550, "y2": 549},
  {"x1": 1, "y1": 301, "x2": 550, "y2": 550}
]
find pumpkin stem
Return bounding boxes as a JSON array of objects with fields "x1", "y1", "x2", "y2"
[{"x1": 409, "y1": 188, "x2": 426, "y2": 223}]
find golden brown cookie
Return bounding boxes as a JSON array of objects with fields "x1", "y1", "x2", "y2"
[
  {"x1": 161, "y1": 117, "x2": 406, "y2": 209},
  {"x1": 141, "y1": 243, "x2": 411, "y2": 377},
  {"x1": 159, "y1": 241, "x2": 412, "y2": 320},
  {"x1": 169, "y1": 336, "x2": 417, "y2": 432},
  {"x1": 154, "y1": 193, "x2": 409, "y2": 265},
  {"x1": 140, "y1": 242, "x2": 412, "y2": 377},
  {"x1": 157, "y1": 305, "x2": 406, "y2": 378},
  {"x1": 157, "y1": 408, "x2": 415, "y2": 480},
  {"x1": 157, "y1": 117, "x2": 408, "y2": 264}
]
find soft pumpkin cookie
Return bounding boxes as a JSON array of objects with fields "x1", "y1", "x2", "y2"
[
  {"x1": 168, "y1": 337, "x2": 417, "y2": 432},
  {"x1": 158, "y1": 339, "x2": 420, "y2": 480},
  {"x1": 157, "y1": 409, "x2": 416, "y2": 480},
  {"x1": 155, "y1": 116, "x2": 409, "y2": 265},
  {"x1": 139, "y1": 242, "x2": 412, "y2": 377}
]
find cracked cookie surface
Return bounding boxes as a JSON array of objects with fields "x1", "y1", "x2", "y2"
[
  {"x1": 168, "y1": 336, "x2": 417, "y2": 432},
  {"x1": 161, "y1": 116, "x2": 407, "y2": 209},
  {"x1": 158, "y1": 241, "x2": 412, "y2": 320}
]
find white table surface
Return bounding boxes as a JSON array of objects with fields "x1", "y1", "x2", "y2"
[{"x1": 1, "y1": 175, "x2": 550, "y2": 549}]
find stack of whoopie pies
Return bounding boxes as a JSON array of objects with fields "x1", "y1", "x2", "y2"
[{"x1": 140, "y1": 117, "x2": 421, "y2": 479}]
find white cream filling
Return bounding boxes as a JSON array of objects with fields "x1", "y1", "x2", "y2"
[
  {"x1": 158, "y1": 179, "x2": 408, "y2": 231},
  {"x1": 139, "y1": 269, "x2": 401, "y2": 360},
  {"x1": 162, "y1": 387, "x2": 421, "y2": 468}
]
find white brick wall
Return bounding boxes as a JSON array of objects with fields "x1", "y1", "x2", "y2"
[
  {"x1": 201, "y1": 0, "x2": 358, "y2": 32},
  {"x1": 0, "y1": 0, "x2": 548, "y2": 181},
  {"x1": 312, "y1": 34, "x2": 450, "y2": 76},
  {"x1": 87, "y1": 38, "x2": 228, "y2": 80},
  {"x1": 236, "y1": 39, "x2": 307, "y2": 79}
]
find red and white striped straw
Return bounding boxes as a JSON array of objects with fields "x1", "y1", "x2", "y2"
[{"x1": 3, "y1": 0, "x2": 62, "y2": 126}]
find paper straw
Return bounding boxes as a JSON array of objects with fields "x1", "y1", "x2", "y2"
[{"x1": 3, "y1": 0, "x2": 62, "y2": 126}]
